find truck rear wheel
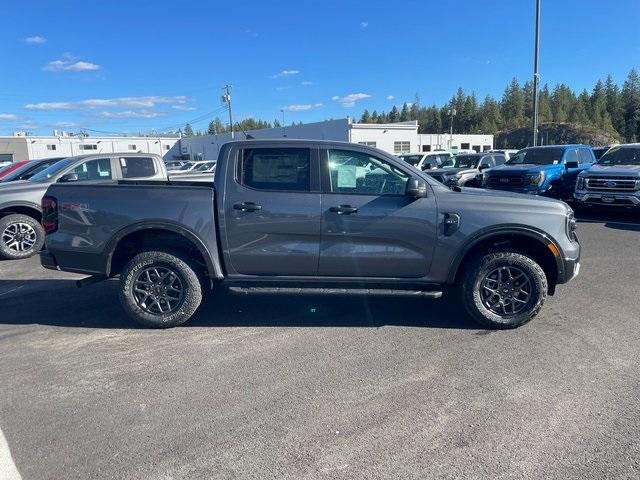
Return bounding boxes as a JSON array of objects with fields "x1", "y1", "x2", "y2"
[
  {"x1": 0, "y1": 214, "x2": 45, "y2": 260},
  {"x1": 119, "y1": 250, "x2": 203, "y2": 328},
  {"x1": 461, "y1": 251, "x2": 547, "y2": 329}
]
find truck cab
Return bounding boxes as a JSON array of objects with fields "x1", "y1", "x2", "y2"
[
  {"x1": 482, "y1": 145, "x2": 595, "y2": 200},
  {"x1": 574, "y1": 144, "x2": 640, "y2": 208}
]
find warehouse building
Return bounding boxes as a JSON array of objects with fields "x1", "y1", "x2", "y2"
[
  {"x1": 0, "y1": 132, "x2": 179, "y2": 163},
  {"x1": 173, "y1": 118, "x2": 493, "y2": 161}
]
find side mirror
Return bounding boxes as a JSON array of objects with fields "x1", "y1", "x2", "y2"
[
  {"x1": 58, "y1": 173, "x2": 79, "y2": 183},
  {"x1": 423, "y1": 164, "x2": 432, "y2": 170},
  {"x1": 406, "y1": 178, "x2": 427, "y2": 198},
  {"x1": 479, "y1": 164, "x2": 490, "y2": 171},
  {"x1": 565, "y1": 160, "x2": 579, "y2": 169}
]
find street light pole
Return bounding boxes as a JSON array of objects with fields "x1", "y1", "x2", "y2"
[
  {"x1": 280, "y1": 109, "x2": 286, "y2": 137},
  {"x1": 448, "y1": 108, "x2": 456, "y2": 149},
  {"x1": 532, "y1": 0, "x2": 541, "y2": 146}
]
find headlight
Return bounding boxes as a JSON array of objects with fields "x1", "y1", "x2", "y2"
[
  {"x1": 576, "y1": 177, "x2": 585, "y2": 190},
  {"x1": 566, "y1": 210, "x2": 577, "y2": 241},
  {"x1": 526, "y1": 172, "x2": 545, "y2": 186}
]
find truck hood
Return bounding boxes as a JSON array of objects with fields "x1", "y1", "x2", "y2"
[
  {"x1": 579, "y1": 164, "x2": 640, "y2": 177},
  {"x1": 487, "y1": 163, "x2": 557, "y2": 174}
]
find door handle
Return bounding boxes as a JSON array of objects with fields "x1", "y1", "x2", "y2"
[
  {"x1": 233, "y1": 202, "x2": 262, "y2": 212},
  {"x1": 330, "y1": 205, "x2": 358, "y2": 215}
]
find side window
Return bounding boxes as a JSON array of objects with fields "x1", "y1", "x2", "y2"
[
  {"x1": 479, "y1": 155, "x2": 493, "y2": 168},
  {"x1": 564, "y1": 149, "x2": 580, "y2": 164},
  {"x1": 327, "y1": 149, "x2": 408, "y2": 196},
  {"x1": 68, "y1": 158, "x2": 112, "y2": 181},
  {"x1": 493, "y1": 154, "x2": 507, "y2": 165},
  {"x1": 239, "y1": 148, "x2": 310, "y2": 192},
  {"x1": 120, "y1": 157, "x2": 156, "y2": 178}
]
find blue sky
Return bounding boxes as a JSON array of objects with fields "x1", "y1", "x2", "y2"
[{"x1": 1, "y1": 0, "x2": 638, "y2": 135}]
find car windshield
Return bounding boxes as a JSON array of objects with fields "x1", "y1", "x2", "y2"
[
  {"x1": 398, "y1": 155, "x2": 424, "y2": 166},
  {"x1": 28, "y1": 158, "x2": 73, "y2": 182},
  {"x1": 452, "y1": 155, "x2": 480, "y2": 169},
  {"x1": 194, "y1": 162, "x2": 215, "y2": 171},
  {"x1": 507, "y1": 148, "x2": 564, "y2": 165},
  {"x1": 597, "y1": 146, "x2": 640, "y2": 166},
  {"x1": 178, "y1": 162, "x2": 195, "y2": 170}
]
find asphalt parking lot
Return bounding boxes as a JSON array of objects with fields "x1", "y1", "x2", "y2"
[{"x1": 1, "y1": 210, "x2": 639, "y2": 480}]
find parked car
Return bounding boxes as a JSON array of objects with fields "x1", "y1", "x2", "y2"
[
  {"x1": 42, "y1": 140, "x2": 580, "y2": 330},
  {"x1": 482, "y1": 145, "x2": 595, "y2": 200},
  {"x1": 170, "y1": 161, "x2": 202, "y2": 173},
  {"x1": 0, "y1": 161, "x2": 29, "y2": 179},
  {"x1": 184, "y1": 161, "x2": 216, "y2": 174},
  {"x1": 574, "y1": 143, "x2": 640, "y2": 208},
  {"x1": 0, "y1": 158, "x2": 66, "y2": 183},
  {"x1": 591, "y1": 146, "x2": 611, "y2": 160},
  {"x1": 0, "y1": 153, "x2": 167, "y2": 260},
  {"x1": 427, "y1": 152, "x2": 507, "y2": 188},
  {"x1": 487, "y1": 149, "x2": 519, "y2": 161},
  {"x1": 398, "y1": 152, "x2": 454, "y2": 171},
  {"x1": 165, "y1": 160, "x2": 188, "y2": 171}
]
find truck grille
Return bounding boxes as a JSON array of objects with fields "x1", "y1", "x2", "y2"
[
  {"x1": 487, "y1": 175, "x2": 524, "y2": 187},
  {"x1": 585, "y1": 177, "x2": 638, "y2": 191}
]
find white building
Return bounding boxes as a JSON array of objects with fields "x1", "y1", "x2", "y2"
[
  {"x1": 174, "y1": 118, "x2": 493, "y2": 161},
  {"x1": 0, "y1": 133, "x2": 179, "y2": 163}
]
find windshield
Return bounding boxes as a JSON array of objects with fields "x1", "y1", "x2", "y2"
[
  {"x1": 178, "y1": 162, "x2": 195, "y2": 171},
  {"x1": 398, "y1": 155, "x2": 424, "y2": 166},
  {"x1": 507, "y1": 148, "x2": 564, "y2": 165},
  {"x1": 598, "y1": 146, "x2": 640, "y2": 166},
  {"x1": 194, "y1": 162, "x2": 215, "y2": 171},
  {"x1": 28, "y1": 158, "x2": 73, "y2": 182},
  {"x1": 452, "y1": 155, "x2": 480, "y2": 169}
]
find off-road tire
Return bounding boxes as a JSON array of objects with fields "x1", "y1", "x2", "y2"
[
  {"x1": 119, "y1": 250, "x2": 203, "y2": 328},
  {"x1": 0, "y1": 214, "x2": 45, "y2": 260},
  {"x1": 461, "y1": 251, "x2": 547, "y2": 329}
]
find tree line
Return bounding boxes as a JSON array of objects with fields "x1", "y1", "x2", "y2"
[
  {"x1": 359, "y1": 69, "x2": 640, "y2": 143},
  {"x1": 179, "y1": 69, "x2": 640, "y2": 143}
]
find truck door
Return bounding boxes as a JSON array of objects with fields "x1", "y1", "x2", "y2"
[
  {"x1": 318, "y1": 148, "x2": 438, "y2": 278},
  {"x1": 223, "y1": 146, "x2": 322, "y2": 276},
  {"x1": 561, "y1": 148, "x2": 591, "y2": 198}
]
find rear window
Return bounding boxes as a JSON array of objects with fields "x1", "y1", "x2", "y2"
[
  {"x1": 120, "y1": 157, "x2": 156, "y2": 178},
  {"x1": 239, "y1": 148, "x2": 310, "y2": 192}
]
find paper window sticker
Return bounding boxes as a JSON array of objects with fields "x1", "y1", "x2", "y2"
[{"x1": 337, "y1": 165, "x2": 357, "y2": 188}]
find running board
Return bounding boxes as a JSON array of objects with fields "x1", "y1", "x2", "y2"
[{"x1": 228, "y1": 287, "x2": 443, "y2": 298}]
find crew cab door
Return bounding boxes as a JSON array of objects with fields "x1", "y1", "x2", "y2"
[
  {"x1": 561, "y1": 147, "x2": 594, "y2": 198},
  {"x1": 222, "y1": 145, "x2": 322, "y2": 276},
  {"x1": 318, "y1": 147, "x2": 437, "y2": 278}
]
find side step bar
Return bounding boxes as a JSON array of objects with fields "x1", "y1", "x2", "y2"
[{"x1": 228, "y1": 287, "x2": 443, "y2": 298}]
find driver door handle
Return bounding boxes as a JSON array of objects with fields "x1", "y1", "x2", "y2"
[
  {"x1": 330, "y1": 205, "x2": 358, "y2": 215},
  {"x1": 234, "y1": 202, "x2": 262, "y2": 212}
]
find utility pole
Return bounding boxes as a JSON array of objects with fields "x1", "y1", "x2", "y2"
[
  {"x1": 221, "y1": 85, "x2": 234, "y2": 139},
  {"x1": 280, "y1": 109, "x2": 287, "y2": 137},
  {"x1": 448, "y1": 108, "x2": 456, "y2": 149},
  {"x1": 532, "y1": 0, "x2": 541, "y2": 146}
]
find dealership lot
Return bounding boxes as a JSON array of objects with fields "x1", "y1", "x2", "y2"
[{"x1": 1, "y1": 211, "x2": 639, "y2": 479}]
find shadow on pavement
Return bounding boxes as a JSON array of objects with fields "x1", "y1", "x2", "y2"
[
  {"x1": 0, "y1": 279, "x2": 479, "y2": 330},
  {"x1": 575, "y1": 208, "x2": 640, "y2": 231}
]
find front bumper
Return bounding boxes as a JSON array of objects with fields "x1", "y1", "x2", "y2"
[
  {"x1": 574, "y1": 191, "x2": 640, "y2": 207},
  {"x1": 558, "y1": 255, "x2": 580, "y2": 284}
]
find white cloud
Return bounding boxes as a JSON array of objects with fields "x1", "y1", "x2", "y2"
[
  {"x1": 301, "y1": 81, "x2": 313, "y2": 86},
  {"x1": 386, "y1": 95, "x2": 394, "y2": 101},
  {"x1": 97, "y1": 110, "x2": 166, "y2": 119},
  {"x1": 25, "y1": 96, "x2": 188, "y2": 111},
  {"x1": 270, "y1": 69, "x2": 300, "y2": 79},
  {"x1": 360, "y1": 21, "x2": 369, "y2": 28},
  {"x1": 44, "y1": 54, "x2": 101, "y2": 72},
  {"x1": 0, "y1": 114, "x2": 18, "y2": 121},
  {"x1": 275, "y1": 85, "x2": 293, "y2": 91},
  {"x1": 332, "y1": 93, "x2": 371, "y2": 107},
  {"x1": 282, "y1": 103, "x2": 323, "y2": 112},
  {"x1": 172, "y1": 105, "x2": 196, "y2": 111},
  {"x1": 50, "y1": 121, "x2": 77, "y2": 128},
  {"x1": 24, "y1": 35, "x2": 46, "y2": 44}
]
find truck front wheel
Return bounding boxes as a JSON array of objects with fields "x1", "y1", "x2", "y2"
[
  {"x1": 119, "y1": 250, "x2": 203, "y2": 328},
  {"x1": 461, "y1": 251, "x2": 548, "y2": 329},
  {"x1": 0, "y1": 214, "x2": 45, "y2": 260}
]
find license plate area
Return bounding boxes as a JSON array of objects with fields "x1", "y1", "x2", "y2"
[{"x1": 602, "y1": 195, "x2": 615, "y2": 203}]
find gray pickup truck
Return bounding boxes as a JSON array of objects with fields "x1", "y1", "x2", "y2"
[
  {"x1": 0, "y1": 153, "x2": 167, "y2": 260},
  {"x1": 41, "y1": 140, "x2": 580, "y2": 329},
  {"x1": 574, "y1": 144, "x2": 640, "y2": 208}
]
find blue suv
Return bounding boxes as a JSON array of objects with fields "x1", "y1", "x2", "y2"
[{"x1": 482, "y1": 145, "x2": 595, "y2": 200}]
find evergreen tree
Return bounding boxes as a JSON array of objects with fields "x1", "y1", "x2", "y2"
[
  {"x1": 605, "y1": 75, "x2": 625, "y2": 136},
  {"x1": 360, "y1": 109, "x2": 372, "y2": 123},
  {"x1": 622, "y1": 69, "x2": 640, "y2": 142},
  {"x1": 183, "y1": 123, "x2": 195, "y2": 137},
  {"x1": 501, "y1": 78, "x2": 526, "y2": 128},
  {"x1": 388, "y1": 105, "x2": 400, "y2": 123},
  {"x1": 400, "y1": 102, "x2": 411, "y2": 122}
]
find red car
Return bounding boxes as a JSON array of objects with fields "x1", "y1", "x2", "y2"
[{"x1": 0, "y1": 161, "x2": 29, "y2": 179}]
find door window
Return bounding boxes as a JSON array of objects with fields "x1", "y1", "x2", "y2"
[
  {"x1": 68, "y1": 158, "x2": 112, "y2": 180},
  {"x1": 578, "y1": 148, "x2": 593, "y2": 164},
  {"x1": 239, "y1": 148, "x2": 310, "y2": 192},
  {"x1": 492, "y1": 154, "x2": 507, "y2": 165},
  {"x1": 120, "y1": 157, "x2": 156, "y2": 178},
  {"x1": 327, "y1": 149, "x2": 408, "y2": 196},
  {"x1": 564, "y1": 149, "x2": 580, "y2": 164}
]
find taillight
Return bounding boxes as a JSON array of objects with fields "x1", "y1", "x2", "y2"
[{"x1": 42, "y1": 195, "x2": 58, "y2": 234}]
